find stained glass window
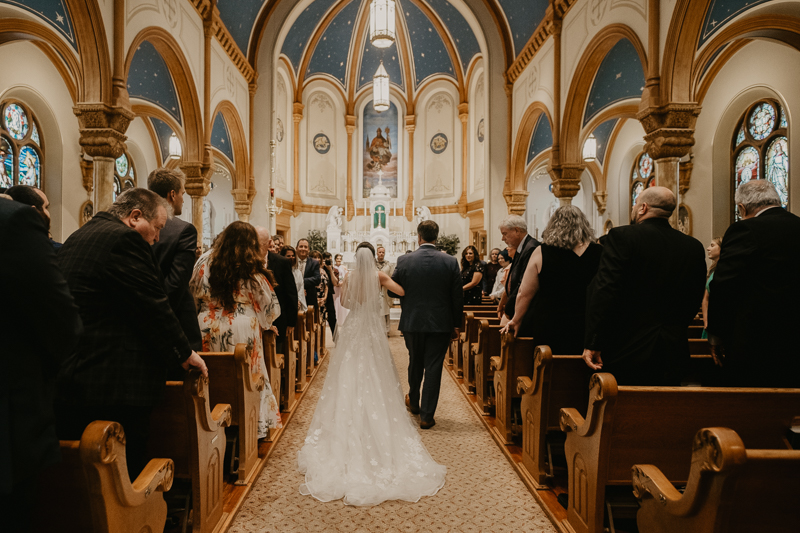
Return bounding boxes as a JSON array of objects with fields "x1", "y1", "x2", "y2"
[
  {"x1": 115, "y1": 153, "x2": 129, "y2": 177},
  {"x1": 630, "y1": 151, "x2": 656, "y2": 208},
  {"x1": 0, "y1": 101, "x2": 43, "y2": 189},
  {"x1": 113, "y1": 152, "x2": 136, "y2": 201},
  {"x1": 631, "y1": 181, "x2": 643, "y2": 205},
  {"x1": 732, "y1": 99, "x2": 788, "y2": 221},
  {"x1": 113, "y1": 176, "x2": 121, "y2": 201}
]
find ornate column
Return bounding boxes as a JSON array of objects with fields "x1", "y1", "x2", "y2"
[
  {"x1": 292, "y1": 102, "x2": 304, "y2": 213},
  {"x1": 232, "y1": 188, "x2": 251, "y2": 221},
  {"x1": 458, "y1": 103, "x2": 469, "y2": 217},
  {"x1": 181, "y1": 161, "x2": 209, "y2": 246},
  {"x1": 74, "y1": 104, "x2": 134, "y2": 211},
  {"x1": 548, "y1": 163, "x2": 583, "y2": 207},
  {"x1": 405, "y1": 115, "x2": 416, "y2": 221},
  {"x1": 346, "y1": 114, "x2": 356, "y2": 221},
  {"x1": 112, "y1": 0, "x2": 130, "y2": 111}
]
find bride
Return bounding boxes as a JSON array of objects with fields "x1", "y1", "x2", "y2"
[{"x1": 297, "y1": 242, "x2": 447, "y2": 506}]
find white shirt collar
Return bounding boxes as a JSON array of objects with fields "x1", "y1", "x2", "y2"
[
  {"x1": 755, "y1": 205, "x2": 780, "y2": 217},
  {"x1": 420, "y1": 243, "x2": 436, "y2": 247}
]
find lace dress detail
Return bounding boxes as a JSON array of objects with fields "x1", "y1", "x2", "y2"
[{"x1": 297, "y1": 249, "x2": 446, "y2": 506}]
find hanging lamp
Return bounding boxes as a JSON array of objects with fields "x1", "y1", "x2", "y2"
[
  {"x1": 168, "y1": 132, "x2": 182, "y2": 160},
  {"x1": 582, "y1": 133, "x2": 597, "y2": 162},
  {"x1": 373, "y1": 61, "x2": 390, "y2": 112},
  {"x1": 370, "y1": 0, "x2": 396, "y2": 48}
]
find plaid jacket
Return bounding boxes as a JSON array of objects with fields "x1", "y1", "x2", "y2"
[{"x1": 57, "y1": 212, "x2": 192, "y2": 407}]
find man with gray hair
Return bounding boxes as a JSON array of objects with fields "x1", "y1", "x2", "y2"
[
  {"x1": 55, "y1": 188, "x2": 207, "y2": 478},
  {"x1": 497, "y1": 214, "x2": 540, "y2": 324},
  {"x1": 708, "y1": 179, "x2": 800, "y2": 387},
  {"x1": 583, "y1": 186, "x2": 706, "y2": 385}
]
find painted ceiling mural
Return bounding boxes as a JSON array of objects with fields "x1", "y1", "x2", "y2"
[
  {"x1": 211, "y1": 113, "x2": 235, "y2": 164},
  {"x1": 583, "y1": 38, "x2": 645, "y2": 126},
  {"x1": 127, "y1": 40, "x2": 182, "y2": 125},
  {"x1": 0, "y1": 0, "x2": 75, "y2": 48},
  {"x1": 526, "y1": 113, "x2": 553, "y2": 165}
]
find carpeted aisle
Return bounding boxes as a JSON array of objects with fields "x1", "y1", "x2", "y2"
[{"x1": 228, "y1": 328, "x2": 556, "y2": 533}]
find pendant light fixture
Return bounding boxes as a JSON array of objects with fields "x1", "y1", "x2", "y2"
[
  {"x1": 582, "y1": 133, "x2": 597, "y2": 162},
  {"x1": 168, "y1": 131, "x2": 182, "y2": 160},
  {"x1": 373, "y1": 61, "x2": 390, "y2": 112},
  {"x1": 370, "y1": 0, "x2": 396, "y2": 48}
]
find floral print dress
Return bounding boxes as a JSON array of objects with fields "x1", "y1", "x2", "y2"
[{"x1": 191, "y1": 252, "x2": 282, "y2": 437}]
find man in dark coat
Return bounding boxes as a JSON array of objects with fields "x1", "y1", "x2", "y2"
[
  {"x1": 392, "y1": 220, "x2": 463, "y2": 429},
  {"x1": 0, "y1": 197, "x2": 82, "y2": 526},
  {"x1": 497, "y1": 215, "x2": 540, "y2": 322},
  {"x1": 708, "y1": 179, "x2": 800, "y2": 387},
  {"x1": 583, "y1": 186, "x2": 706, "y2": 386},
  {"x1": 256, "y1": 226, "x2": 298, "y2": 352},
  {"x1": 296, "y1": 238, "x2": 320, "y2": 307},
  {"x1": 148, "y1": 168, "x2": 202, "y2": 353},
  {"x1": 55, "y1": 188, "x2": 207, "y2": 477}
]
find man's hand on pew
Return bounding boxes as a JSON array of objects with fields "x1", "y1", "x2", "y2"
[
  {"x1": 499, "y1": 319, "x2": 517, "y2": 337},
  {"x1": 182, "y1": 351, "x2": 209, "y2": 377},
  {"x1": 582, "y1": 349, "x2": 603, "y2": 370}
]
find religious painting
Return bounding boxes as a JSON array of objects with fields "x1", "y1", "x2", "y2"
[
  {"x1": 313, "y1": 133, "x2": 330, "y2": 154},
  {"x1": 18, "y1": 145, "x2": 40, "y2": 187},
  {"x1": 430, "y1": 133, "x2": 448, "y2": 154},
  {"x1": 363, "y1": 101, "x2": 398, "y2": 198},
  {"x1": 0, "y1": 137, "x2": 12, "y2": 188}
]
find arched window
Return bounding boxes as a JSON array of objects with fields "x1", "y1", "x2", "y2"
[
  {"x1": 113, "y1": 152, "x2": 136, "y2": 201},
  {"x1": 630, "y1": 151, "x2": 655, "y2": 207},
  {"x1": 1, "y1": 101, "x2": 43, "y2": 189},
  {"x1": 732, "y1": 99, "x2": 788, "y2": 221}
]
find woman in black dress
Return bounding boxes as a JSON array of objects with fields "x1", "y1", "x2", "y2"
[
  {"x1": 502, "y1": 205, "x2": 602, "y2": 354},
  {"x1": 460, "y1": 245, "x2": 485, "y2": 305}
]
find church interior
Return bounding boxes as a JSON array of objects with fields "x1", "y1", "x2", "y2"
[{"x1": 4, "y1": 0, "x2": 800, "y2": 531}]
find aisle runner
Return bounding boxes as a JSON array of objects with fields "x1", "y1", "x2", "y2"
[{"x1": 229, "y1": 332, "x2": 556, "y2": 533}]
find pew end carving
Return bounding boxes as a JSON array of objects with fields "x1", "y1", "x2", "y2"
[
  {"x1": 491, "y1": 333, "x2": 536, "y2": 444},
  {"x1": 295, "y1": 309, "x2": 309, "y2": 391}
]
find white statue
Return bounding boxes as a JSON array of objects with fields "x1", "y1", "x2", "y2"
[
  {"x1": 326, "y1": 206, "x2": 344, "y2": 230},
  {"x1": 414, "y1": 206, "x2": 431, "y2": 226}
]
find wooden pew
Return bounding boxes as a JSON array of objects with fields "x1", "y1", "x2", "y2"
[
  {"x1": 295, "y1": 309, "x2": 308, "y2": 392},
  {"x1": 280, "y1": 317, "x2": 300, "y2": 411},
  {"x1": 559, "y1": 373, "x2": 800, "y2": 533},
  {"x1": 453, "y1": 309, "x2": 496, "y2": 373},
  {"x1": 633, "y1": 427, "x2": 800, "y2": 533},
  {"x1": 516, "y1": 346, "x2": 589, "y2": 487},
  {"x1": 148, "y1": 369, "x2": 232, "y2": 533},
  {"x1": 316, "y1": 303, "x2": 328, "y2": 360},
  {"x1": 35, "y1": 420, "x2": 173, "y2": 533},
  {"x1": 689, "y1": 338, "x2": 711, "y2": 355},
  {"x1": 472, "y1": 319, "x2": 503, "y2": 414},
  {"x1": 203, "y1": 343, "x2": 265, "y2": 485},
  {"x1": 490, "y1": 333, "x2": 536, "y2": 444},
  {"x1": 305, "y1": 306, "x2": 318, "y2": 376},
  {"x1": 462, "y1": 313, "x2": 500, "y2": 390},
  {"x1": 262, "y1": 329, "x2": 283, "y2": 417}
]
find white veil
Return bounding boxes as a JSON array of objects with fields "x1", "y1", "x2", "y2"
[{"x1": 339, "y1": 246, "x2": 381, "y2": 317}]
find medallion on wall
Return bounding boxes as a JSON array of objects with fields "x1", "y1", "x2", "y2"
[
  {"x1": 276, "y1": 119, "x2": 284, "y2": 142},
  {"x1": 80, "y1": 200, "x2": 94, "y2": 227},
  {"x1": 430, "y1": 133, "x2": 448, "y2": 154},
  {"x1": 313, "y1": 133, "x2": 331, "y2": 154},
  {"x1": 477, "y1": 119, "x2": 485, "y2": 143}
]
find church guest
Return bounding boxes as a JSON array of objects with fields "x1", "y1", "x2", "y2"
[
  {"x1": 482, "y1": 248, "x2": 502, "y2": 296},
  {"x1": 497, "y1": 215, "x2": 540, "y2": 326},
  {"x1": 5, "y1": 184, "x2": 61, "y2": 249},
  {"x1": 272, "y1": 235, "x2": 284, "y2": 253},
  {"x1": 503, "y1": 206, "x2": 602, "y2": 355},
  {"x1": 708, "y1": 180, "x2": 800, "y2": 387},
  {"x1": 256, "y1": 226, "x2": 298, "y2": 355},
  {"x1": 0, "y1": 196, "x2": 82, "y2": 526},
  {"x1": 583, "y1": 186, "x2": 706, "y2": 386},
  {"x1": 333, "y1": 253, "x2": 349, "y2": 325},
  {"x1": 701, "y1": 237, "x2": 722, "y2": 340},
  {"x1": 55, "y1": 188, "x2": 207, "y2": 478},
  {"x1": 321, "y1": 251, "x2": 338, "y2": 334},
  {"x1": 461, "y1": 245, "x2": 485, "y2": 305},
  {"x1": 310, "y1": 251, "x2": 329, "y2": 329},
  {"x1": 281, "y1": 245, "x2": 308, "y2": 312},
  {"x1": 489, "y1": 249, "x2": 511, "y2": 302},
  {"x1": 147, "y1": 168, "x2": 202, "y2": 357},
  {"x1": 377, "y1": 245, "x2": 395, "y2": 335},
  {"x1": 296, "y1": 238, "x2": 320, "y2": 307},
  {"x1": 191, "y1": 221, "x2": 282, "y2": 438}
]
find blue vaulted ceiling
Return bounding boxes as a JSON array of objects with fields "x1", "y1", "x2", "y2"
[
  {"x1": 282, "y1": 0, "x2": 340, "y2": 74},
  {"x1": 0, "y1": 0, "x2": 75, "y2": 48},
  {"x1": 211, "y1": 113, "x2": 235, "y2": 164},
  {"x1": 591, "y1": 119, "x2": 618, "y2": 166},
  {"x1": 584, "y1": 38, "x2": 645, "y2": 126},
  {"x1": 527, "y1": 113, "x2": 553, "y2": 165},
  {"x1": 496, "y1": 0, "x2": 548, "y2": 58},
  {"x1": 699, "y1": 0, "x2": 772, "y2": 47},
  {"x1": 128, "y1": 40, "x2": 182, "y2": 125},
  {"x1": 359, "y1": 33, "x2": 405, "y2": 91},
  {"x1": 216, "y1": 0, "x2": 265, "y2": 56},
  {"x1": 307, "y1": 0, "x2": 361, "y2": 85},
  {"x1": 150, "y1": 117, "x2": 176, "y2": 165},
  {"x1": 424, "y1": 0, "x2": 480, "y2": 75},
  {"x1": 402, "y1": 0, "x2": 454, "y2": 85}
]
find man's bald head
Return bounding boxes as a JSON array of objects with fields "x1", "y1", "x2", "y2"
[
  {"x1": 254, "y1": 226, "x2": 272, "y2": 259},
  {"x1": 632, "y1": 186, "x2": 676, "y2": 223}
]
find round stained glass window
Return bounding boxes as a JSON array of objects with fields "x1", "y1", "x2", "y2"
[
  {"x1": 748, "y1": 102, "x2": 776, "y2": 141},
  {"x1": 766, "y1": 136, "x2": 789, "y2": 208},
  {"x1": 18, "y1": 146, "x2": 39, "y2": 187},
  {"x1": 115, "y1": 153, "x2": 129, "y2": 177},
  {"x1": 638, "y1": 153, "x2": 653, "y2": 180},
  {"x1": 4, "y1": 104, "x2": 29, "y2": 140},
  {"x1": 0, "y1": 136, "x2": 13, "y2": 189},
  {"x1": 735, "y1": 146, "x2": 759, "y2": 187},
  {"x1": 631, "y1": 181, "x2": 643, "y2": 205}
]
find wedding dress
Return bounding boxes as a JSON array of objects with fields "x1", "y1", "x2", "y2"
[{"x1": 297, "y1": 248, "x2": 446, "y2": 506}]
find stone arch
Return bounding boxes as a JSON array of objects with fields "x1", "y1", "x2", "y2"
[
  {"x1": 211, "y1": 100, "x2": 250, "y2": 192},
  {"x1": 508, "y1": 102, "x2": 553, "y2": 203}
]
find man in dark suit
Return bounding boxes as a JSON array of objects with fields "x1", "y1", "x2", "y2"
[
  {"x1": 296, "y1": 238, "x2": 320, "y2": 307},
  {"x1": 708, "y1": 180, "x2": 800, "y2": 387},
  {"x1": 0, "y1": 198, "x2": 82, "y2": 526},
  {"x1": 5, "y1": 184, "x2": 62, "y2": 249},
  {"x1": 148, "y1": 168, "x2": 202, "y2": 353},
  {"x1": 392, "y1": 220, "x2": 463, "y2": 429},
  {"x1": 583, "y1": 186, "x2": 706, "y2": 385},
  {"x1": 55, "y1": 188, "x2": 207, "y2": 477},
  {"x1": 256, "y1": 226, "x2": 298, "y2": 351},
  {"x1": 497, "y1": 215, "x2": 540, "y2": 322}
]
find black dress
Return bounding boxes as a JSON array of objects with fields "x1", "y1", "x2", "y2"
[
  {"x1": 517, "y1": 242, "x2": 603, "y2": 354},
  {"x1": 461, "y1": 262, "x2": 485, "y2": 305}
]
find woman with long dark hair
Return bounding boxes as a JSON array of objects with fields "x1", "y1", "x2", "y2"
[
  {"x1": 701, "y1": 237, "x2": 722, "y2": 339},
  {"x1": 460, "y1": 245, "x2": 484, "y2": 305},
  {"x1": 191, "y1": 221, "x2": 282, "y2": 438}
]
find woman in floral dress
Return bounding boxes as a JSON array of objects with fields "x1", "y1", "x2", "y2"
[{"x1": 191, "y1": 221, "x2": 282, "y2": 438}]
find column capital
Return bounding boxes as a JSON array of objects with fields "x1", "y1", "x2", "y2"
[
  {"x1": 505, "y1": 190, "x2": 529, "y2": 216},
  {"x1": 636, "y1": 102, "x2": 701, "y2": 160},
  {"x1": 458, "y1": 102, "x2": 469, "y2": 117},
  {"x1": 231, "y1": 188, "x2": 252, "y2": 220},
  {"x1": 80, "y1": 159, "x2": 94, "y2": 194},
  {"x1": 346, "y1": 114, "x2": 357, "y2": 135},
  {"x1": 74, "y1": 103, "x2": 134, "y2": 159},
  {"x1": 548, "y1": 163, "x2": 583, "y2": 199},
  {"x1": 593, "y1": 191, "x2": 608, "y2": 215},
  {"x1": 181, "y1": 161, "x2": 210, "y2": 197},
  {"x1": 293, "y1": 102, "x2": 305, "y2": 123}
]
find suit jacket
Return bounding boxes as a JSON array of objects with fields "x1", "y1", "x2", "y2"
[
  {"x1": 56, "y1": 212, "x2": 193, "y2": 407},
  {"x1": 151, "y1": 217, "x2": 202, "y2": 351},
  {"x1": 0, "y1": 200, "x2": 82, "y2": 491},
  {"x1": 267, "y1": 251, "x2": 298, "y2": 336},
  {"x1": 300, "y1": 257, "x2": 321, "y2": 306},
  {"x1": 584, "y1": 217, "x2": 706, "y2": 385},
  {"x1": 708, "y1": 207, "x2": 800, "y2": 387},
  {"x1": 505, "y1": 234, "x2": 541, "y2": 319},
  {"x1": 392, "y1": 244, "x2": 463, "y2": 333}
]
